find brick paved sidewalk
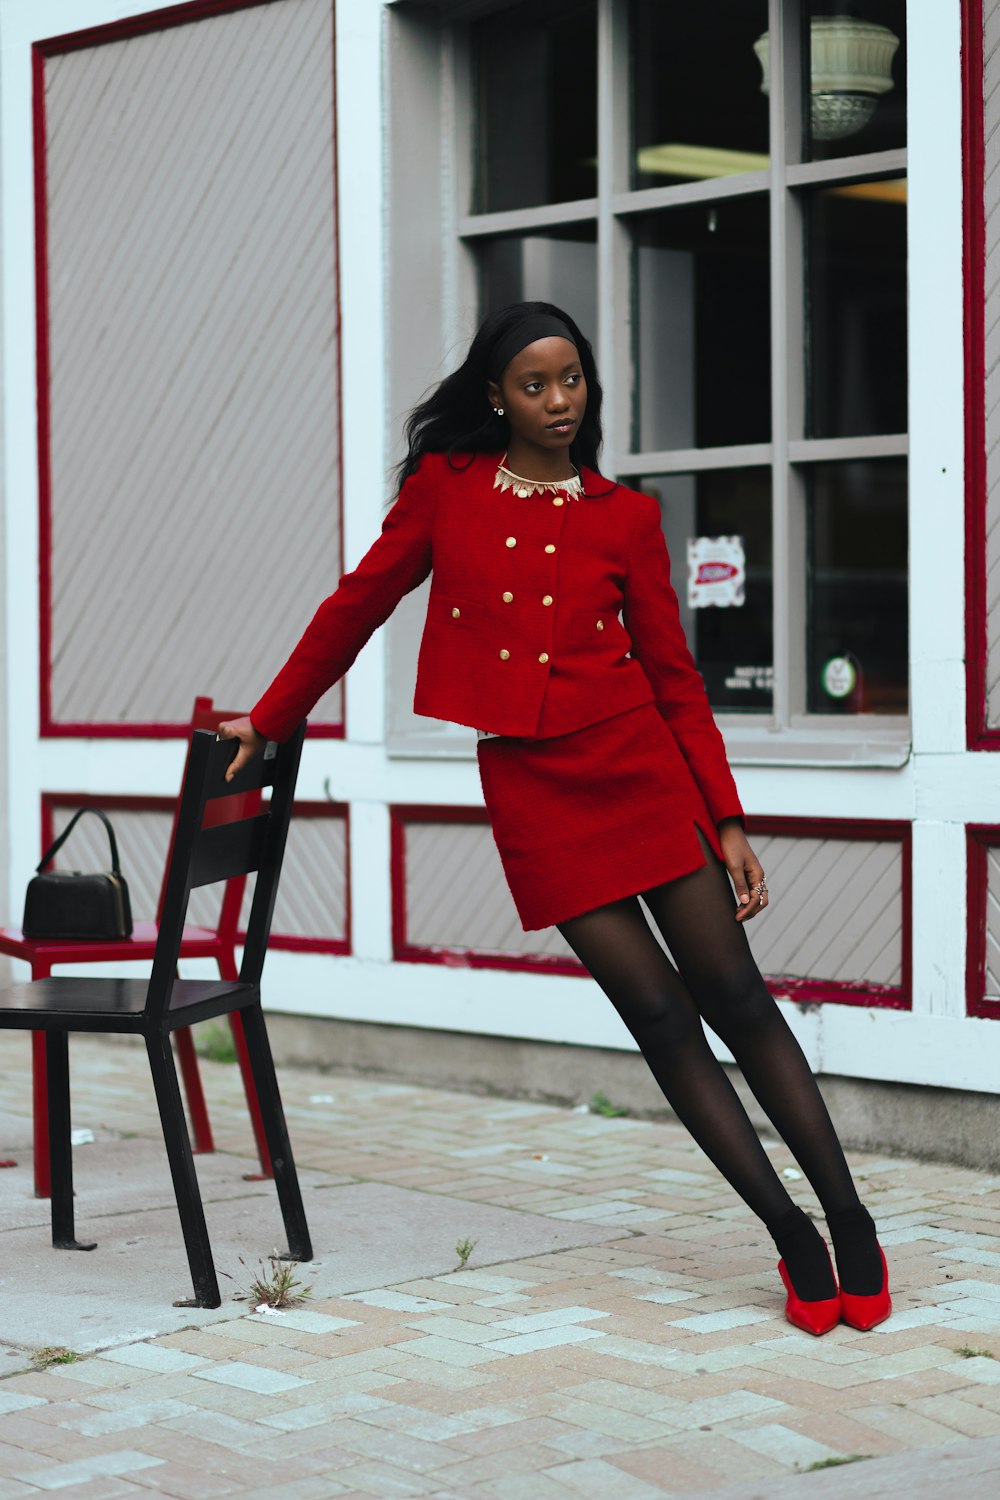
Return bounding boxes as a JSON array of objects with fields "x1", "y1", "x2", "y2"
[{"x1": 1, "y1": 1032, "x2": 999, "y2": 1498}]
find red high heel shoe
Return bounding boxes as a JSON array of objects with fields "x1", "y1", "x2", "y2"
[
  {"x1": 839, "y1": 1246, "x2": 891, "y2": 1331},
  {"x1": 777, "y1": 1253, "x2": 841, "y2": 1337}
]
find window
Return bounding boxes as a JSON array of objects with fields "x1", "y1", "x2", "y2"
[{"x1": 460, "y1": 0, "x2": 908, "y2": 757}]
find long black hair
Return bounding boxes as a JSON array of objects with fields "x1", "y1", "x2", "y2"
[{"x1": 394, "y1": 301, "x2": 609, "y2": 496}]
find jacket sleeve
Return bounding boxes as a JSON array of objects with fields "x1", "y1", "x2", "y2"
[
  {"x1": 622, "y1": 493, "x2": 744, "y2": 827},
  {"x1": 250, "y1": 460, "x2": 437, "y2": 742}
]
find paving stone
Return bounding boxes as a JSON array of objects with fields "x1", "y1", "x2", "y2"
[
  {"x1": 98, "y1": 1346, "x2": 208, "y2": 1374},
  {"x1": 5, "y1": 1035, "x2": 1000, "y2": 1500},
  {"x1": 189, "y1": 1361, "x2": 312, "y2": 1395},
  {"x1": 14, "y1": 1449, "x2": 165, "y2": 1491}
]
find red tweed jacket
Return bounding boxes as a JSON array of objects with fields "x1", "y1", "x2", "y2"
[{"x1": 251, "y1": 450, "x2": 743, "y2": 826}]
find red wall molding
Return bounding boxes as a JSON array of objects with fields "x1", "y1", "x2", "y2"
[
  {"x1": 34, "y1": 0, "x2": 344, "y2": 739},
  {"x1": 390, "y1": 804, "x2": 912, "y2": 1007},
  {"x1": 40, "y1": 791, "x2": 351, "y2": 956},
  {"x1": 963, "y1": 0, "x2": 996, "y2": 749},
  {"x1": 966, "y1": 824, "x2": 1000, "y2": 1017}
]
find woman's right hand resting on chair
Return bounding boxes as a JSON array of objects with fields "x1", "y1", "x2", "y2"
[{"x1": 217, "y1": 717, "x2": 267, "y2": 782}]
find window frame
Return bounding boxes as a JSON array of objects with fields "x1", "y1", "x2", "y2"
[{"x1": 386, "y1": 0, "x2": 911, "y2": 766}]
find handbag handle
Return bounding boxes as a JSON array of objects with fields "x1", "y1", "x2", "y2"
[{"x1": 36, "y1": 808, "x2": 125, "y2": 877}]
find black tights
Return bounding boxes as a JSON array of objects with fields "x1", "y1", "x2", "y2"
[{"x1": 557, "y1": 834, "x2": 882, "y2": 1297}]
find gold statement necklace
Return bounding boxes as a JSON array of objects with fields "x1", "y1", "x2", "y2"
[{"x1": 494, "y1": 454, "x2": 583, "y2": 500}]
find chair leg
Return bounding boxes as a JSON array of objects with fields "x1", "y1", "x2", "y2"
[
  {"x1": 145, "y1": 1031, "x2": 220, "y2": 1309},
  {"x1": 217, "y1": 950, "x2": 272, "y2": 1179},
  {"x1": 229, "y1": 1012, "x2": 273, "y2": 1180},
  {"x1": 45, "y1": 1032, "x2": 96, "y2": 1251},
  {"x1": 174, "y1": 1027, "x2": 215, "y2": 1155},
  {"x1": 238, "y1": 1004, "x2": 312, "y2": 1262},
  {"x1": 33, "y1": 1032, "x2": 51, "y2": 1199}
]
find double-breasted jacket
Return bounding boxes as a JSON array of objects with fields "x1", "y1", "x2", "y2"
[{"x1": 250, "y1": 450, "x2": 743, "y2": 827}]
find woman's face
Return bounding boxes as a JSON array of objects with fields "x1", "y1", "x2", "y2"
[{"x1": 487, "y1": 336, "x2": 587, "y2": 455}]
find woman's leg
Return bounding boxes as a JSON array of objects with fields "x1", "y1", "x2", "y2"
[
  {"x1": 557, "y1": 893, "x2": 837, "y2": 1299},
  {"x1": 640, "y1": 832, "x2": 881, "y2": 1296}
]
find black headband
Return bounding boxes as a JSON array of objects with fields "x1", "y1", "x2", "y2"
[{"x1": 488, "y1": 314, "x2": 577, "y2": 381}]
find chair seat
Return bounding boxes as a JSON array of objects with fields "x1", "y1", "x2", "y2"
[
  {"x1": 0, "y1": 923, "x2": 224, "y2": 965},
  {"x1": 0, "y1": 976, "x2": 257, "y2": 1033}
]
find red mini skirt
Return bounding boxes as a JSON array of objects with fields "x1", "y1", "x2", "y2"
[{"x1": 476, "y1": 703, "x2": 723, "y2": 931}]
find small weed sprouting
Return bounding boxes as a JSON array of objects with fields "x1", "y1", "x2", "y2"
[
  {"x1": 590, "y1": 1090, "x2": 629, "y2": 1118},
  {"x1": 454, "y1": 1237, "x2": 478, "y2": 1271},
  {"x1": 802, "y1": 1456, "x2": 872, "y2": 1473},
  {"x1": 225, "y1": 1255, "x2": 313, "y2": 1310},
  {"x1": 956, "y1": 1345, "x2": 996, "y2": 1359},
  {"x1": 32, "y1": 1347, "x2": 80, "y2": 1369},
  {"x1": 194, "y1": 1022, "x2": 237, "y2": 1065}
]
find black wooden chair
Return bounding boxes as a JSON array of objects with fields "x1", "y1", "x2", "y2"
[{"x1": 0, "y1": 725, "x2": 311, "y2": 1309}]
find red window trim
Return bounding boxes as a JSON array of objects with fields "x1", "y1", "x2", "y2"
[
  {"x1": 34, "y1": 0, "x2": 345, "y2": 739},
  {"x1": 390, "y1": 804, "x2": 912, "y2": 1007},
  {"x1": 962, "y1": 0, "x2": 997, "y2": 749},
  {"x1": 966, "y1": 824, "x2": 1000, "y2": 1017},
  {"x1": 40, "y1": 791, "x2": 351, "y2": 956}
]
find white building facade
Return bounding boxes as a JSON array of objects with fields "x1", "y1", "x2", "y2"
[{"x1": 1, "y1": 0, "x2": 998, "y2": 1157}]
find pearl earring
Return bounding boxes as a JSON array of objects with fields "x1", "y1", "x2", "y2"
[{"x1": 495, "y1": 406, "x2": 505, "y2": 417}]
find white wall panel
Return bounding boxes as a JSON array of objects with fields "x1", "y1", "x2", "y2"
[{"x1": 42, "y1": 0, "x2": 341, "y2": 727}]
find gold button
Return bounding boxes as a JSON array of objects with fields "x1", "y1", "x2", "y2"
[
  {"x1": 451, "y1": 607, "x2": 461, "y2": 618},
  {"x1": 544, "y1": 544, "x2": 556, "y2": 554},
  {"x1": 596, "y1": 620, "x2": 604, "y2": 631},
  {"x1": 542, "y1": 595, "x2": 553, "y2": 606},
  {"x1": 505, "y1": 536, "x2": 517, "y2": 548},
  {"x1": 499, "y1": 649, "x2": 510, "y2": 661},
  {"x1": 538, "y1": 652, "x2": 550, "y2": 664},
  {"x1": 552, "y1": 497, "x2": 564, "y2": 507},
  {"x1": 502, "y1": 591, "x2": 514, "y2": 603}
]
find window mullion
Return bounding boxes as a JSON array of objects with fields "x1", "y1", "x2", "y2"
[
  {"x1": 597, "y1": 0, "x2": 629, "y2": 473},
  {"x1": 769, "y1": 0, "x2": 805, "y2": 728}
]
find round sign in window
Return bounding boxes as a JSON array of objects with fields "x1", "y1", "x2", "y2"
[{"x1": 821, "y1": 655, "x2": 857, "y2": 699}]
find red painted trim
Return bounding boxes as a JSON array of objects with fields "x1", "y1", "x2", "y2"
[
  {"x1": 962, "y1": 0, "x2": 999, "y2": 749},
  {"x1": 35, "y1": 0, "x2": 345, "y2": 739},
  {"x1": 391, "y1": 806, "x2": 912, "y2": 1005},
  {"x1": 966, "y1": 824, "x2": 1000, "y2": 1017},
  {"x1": 35, "y1": 0, "x2": 280, "y2": 56},
  {"x1": 41, "y1": 791, "x2": 350, "y2": 955},
  {"x1": 33, "y1": 44, "x2": 52, "y2": 744},
  {"x1": 40, "y1": 722, "x2": 345, "y2": 742}
]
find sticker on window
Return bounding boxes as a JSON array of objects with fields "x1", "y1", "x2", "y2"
[{"x1": 687, "y1": 535, "x2": 746, "y2": 608}]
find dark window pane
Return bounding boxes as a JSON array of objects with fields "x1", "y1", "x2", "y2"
[
  {"x1": 634, "y1": 198, "x2": 770, "y2": 450},
  {"x1": 806, "y1": 458, "x2": 907, "y2": 715},
  {"x1": 633, "y1": 0, "x2": 769, "y2": 190},
  {"x1": 478, "y1": 227, "x2": 597, "y2": 337},
  {"x1": 639, "y1": 469, "x2": 773, "y2": 713},
  {"x1": 473, "y1": 1, "x2": 597, "y2": 214},
  {"x1": 803, "y1": 4, "x2": 906, "y2": 163},
  {"x1": 806, "y1": 180, "x2": 907, "y2": 438}
]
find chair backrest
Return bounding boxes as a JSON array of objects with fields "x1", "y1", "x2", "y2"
[
  {"x1": 146, "y1": 723, "x2": 306, "y2": 1017},
  {"x1": 155, "y1": 696, "x2": 262, "y2": 945}
]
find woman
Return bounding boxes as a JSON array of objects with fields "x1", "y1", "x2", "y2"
[{"x1": 219, "y1": 301, "x2": 891, "y2": 1336}]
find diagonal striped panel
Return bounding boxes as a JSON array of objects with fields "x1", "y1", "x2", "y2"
[
  {"x1": 744, "y1": 834, "x2": 902, "y2": 986},
  {"x1": 985, "y1": 846, "x2": 1000, "y2": 997},
  {"x1": 399, "y1": 816, "x2": 903, "y2": 986},
  {"x1": 402, "y1": 818, "x2": 578, "y2": 962},
  {"x1": 48, "y1": 799, "x2": 346, "y2": 945},
  {"x1": 984, "y1": 0, "x2": 1000, "y2": 722},
  {"x1": 43, "y1": 0, "x2": 342, "y2": 729}
]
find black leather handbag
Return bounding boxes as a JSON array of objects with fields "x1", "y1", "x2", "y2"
[{"x1": 22, "y1": 808, "x2": 134, "y2": 941}]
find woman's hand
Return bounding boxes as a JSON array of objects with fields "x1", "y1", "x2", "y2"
[
  {"x1": 718, "y1": 818, "x2": 768, "y2": 923},
  {"x1": 216, "y1": 716, "x2": 267, "y2": 783}
]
